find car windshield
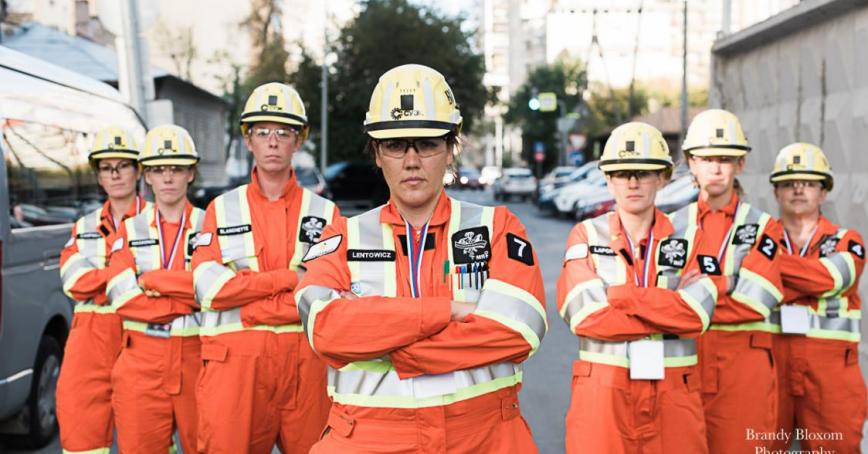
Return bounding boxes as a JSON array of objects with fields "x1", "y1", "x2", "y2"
[
  {"x1": 295, "y1": 167, "x2": 320, "y2": 186},
  {"x1": 324, "y1": 162, "x2": 347, "y2": 180}
]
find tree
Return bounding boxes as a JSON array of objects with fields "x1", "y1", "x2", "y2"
[
  {"x1": 583, "y1": 85, "x2": 650, "y2": 139},
  {"x1": 504, "y1": 58, "x2": 586, "y2": 172},
  {"x1": 290, "y1": 0, "x2": 487, "y2": 163}
]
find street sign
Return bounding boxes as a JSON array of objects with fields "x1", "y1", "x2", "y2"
[
  {"x1": 539, "y1": 92, "x2": 558, "y2": 112},
  {"x1": 534, "y1": 141, "x2": 545, "y2": 162}
]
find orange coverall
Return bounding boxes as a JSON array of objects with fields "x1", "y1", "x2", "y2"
[
  {"x1": 191, "y1": 169, "x2": 338, "y2": 454},
  {"x1": 297, "y1": 192, "x2": 546, "y2": 454},
  {"x1": 557, "y1": 209, "x2": 716, "y2": 454},
  {"x1": 105, "y1": 202, "x2": 202, "y2": 454},
  {"x1": 56, "y1": 196, "x2": 147, "y2": 453},
  {"x1": 674, "y1": 194, "x2": 784, "y2": 453},
  {"x1": 770, "y1": 215, "x2": 866, "y2": 452}
]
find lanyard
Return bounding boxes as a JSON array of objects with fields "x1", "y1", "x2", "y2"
[
  {"x1": 404, "y1": 221, "x2": 429, "y2": 298},
  {"x1": 624, "y1": 227, "x2": 655, "y2": 288},
  {"x1": 783, "y1": 223, "x2": 819, "y2": 257},
  {"x1": 156, "y1": 209, "x2": 186, "y2": 270},
  {"x1": 701, "y1": 201, "x2": 740, "y2": 262}
]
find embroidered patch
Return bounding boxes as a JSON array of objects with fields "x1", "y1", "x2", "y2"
[
  {"x1": 451, "y1": 227, "x2": 491, "y2": 264},
  {"x1": 818, "y1": 236, "x2": 839, "y2": 258},
  {"x1": 302, "y1": 235, "x2": 342, "y2": 262},
  {"x1": 346, "y1": 249, "x2": 396, "y2": 262},
  {"x1": 111, "y1": 238, "x2": 124, "y2": 253},
  {"x1": 564, "y1": 243, "x2": 589, "y2": 262},
  {"x1": 590, "y1": 245, "x2": 616, "y2": 256},
  {"x1": 733, "y1": 224, "x2": 759, "y2": 245},
  {"x1": 217, "y1": 224, "x2": 251, "y2": 236},
  {"x1": 658, "y1": 239, "x2": 688, "y2": 269},
  {"x1": 76, "y1": 231, "x2": 102, "y2": 240},
  {"x1": 129, "y1": 238, "x2": 158, "y2": 248},
  {"x1": 507, "y1": 233, "x2": 534, "y2": 266},
  {"x1": 186, "y1": 232, "x2": 200, "y2": 256},
  {"x1": 757, "y1": 234, "x2": 778, "y2": 260},
  {"x1": 848, "y1": 240, "x2": 865, "y2": 259},
  {"x1": 697, "y1": 254, "x2": 722, "y2": 275},
  {"x1": 192, "y1": 232, "x2": 212, "y2": 250},
  {"x1": 299, "y1": 216, "x2": 327, "y2": 244}
]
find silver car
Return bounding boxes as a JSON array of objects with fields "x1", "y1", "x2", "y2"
[{"x1": 0, "y1": 47, "x2": 145, "y2": 448}]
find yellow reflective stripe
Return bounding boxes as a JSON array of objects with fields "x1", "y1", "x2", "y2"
[
  {"x1": 805, "y1": 329, "x2": 860, "y2": 342},
  {"x1": 577, "y1": 350, "x2": 697, "y2": 368},
  {"x1": 340, "y1": 359, "x2": 394, "y2": 374},
  {"x1": 329, "y1": 371, "x2": 522, "y2": 409},
  {"x1": 304, "y1": 295, "x2": 339, "y2": 351},
  {"x1": 122, "y1": 320, "x2": 200, "y2": 337},
  {"x1": 447, "y1": 199, "x2": 463, "y2": 301},
  {"x1": 731, "y1": 268, "x2": 782, "y2": 318},
  {"x1": 194, "y1": 262, "x2": 235, "y2": 311},
  {"x1": 382, "y1": 224, "x2": 397, "y2": 297},
  {"x1": 73, "y1": 303, "x2": 116, "y2": 314},
  {"x1": 198, "y1": 323, "x2": 304, "y2": 337},
  {"x1": 677, "y1": 277, "x2": 715, "y2": 331},
  {"x1": 709, "y1": 322, "x2": 781, "y2": 333},
  {"x1": 63, "y1": 448, "x2": 111, "y2": 454},
  {"x1": 564, "y1": 278, "x2": 608, "y2": 331},
  {"x1": 820, "y1": 253, "x2": 856, "y2": 297}
]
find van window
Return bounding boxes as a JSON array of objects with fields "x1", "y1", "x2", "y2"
[{"x1": 3, "y1": 119, "x2": 101, "y2": 229}]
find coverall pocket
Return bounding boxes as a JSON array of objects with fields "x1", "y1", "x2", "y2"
[
  {"x1": 845, "y1": 344, "x2": 859, "y2": 367},
  {"x1": 501, "y1": 395, "x2": 521, "y2": 421},
  {"x1": 750, "y1": 332, "x2": 774, "y2": 368},
  {"x1": 571, "y1": 360, "x2": 592, "y2": 385},
  {"x1": 200, "y1": 342, "x2": 228, "y2": 367},
  {"x1": 682, "y1": 370, "x2": 701, "y2": 393},
  {"x1": 325, "y1": 409, "x2": 355, "y2": 438}
]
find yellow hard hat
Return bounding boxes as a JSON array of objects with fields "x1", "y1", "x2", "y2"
[
  {"x1": 682, "y1": 109, "x2": 751, "y2": 157},
  {"x1": 240, "y1": 82, "x2": 308, "y2": 139},
  {"x1": 599, "y1": 122, "x2": 673, "y2": 172},
  {"x1": 770, "y1": 142, "x2": 833, "y2": 190},
  {"x1": 364, "y1": 64, "x2": 462, "y2": 139},
  {"x1": 89, "y1": 127, "x2": 139, "y2": 161},
  {"x1": 139, "y1": 125, "x2": 199, "y2": 167}
]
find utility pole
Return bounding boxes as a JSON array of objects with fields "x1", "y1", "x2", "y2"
[
  {"x1": 320, "y1": 0, "x2": 329, "y2": 174},
  {"x1": 679, "y1": 0, "x2": 688, "y2": 152},
  {"x1": 120, "y1": 0, "x2": 149, "y2": 125}
]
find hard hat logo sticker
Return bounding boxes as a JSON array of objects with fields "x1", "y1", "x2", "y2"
[
  {"x1": 157, "y1": 139, "x2": 174, "y2": 155},
  {"x1": 391, "y1": 94, "x2": 421, "y2": 120},
  {"x1": 619, "y1": 140, "x2": 638, "y2": 158}
]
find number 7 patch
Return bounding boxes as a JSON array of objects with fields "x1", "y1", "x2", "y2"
[{"x1": 507, "y1": 233, "x2": 534, "y2": 266}]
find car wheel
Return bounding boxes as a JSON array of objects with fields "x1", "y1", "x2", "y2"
[{"x1": 26, "y1": 336, "x2": 61, "y2": 448}]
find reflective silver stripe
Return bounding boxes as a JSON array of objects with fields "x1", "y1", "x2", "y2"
[
  {"x1": 124, "y1": 313, "x2": 201, "y2": 336},
  {"x1": 577, "y1": 336, "x2": 697, "y2": 367},
  {"x1": 724, "y1": 204, "x2": 767, "y2": 277},
  {"x1": 216, "y1": 186, "x2": 258, "y2": 271},
  {"x1": 770, "y1": 310, "x2": 860, "y2": 338},
  {"x1": 560, "y1": 279, "x2": 607, "y2": 327},
  {"x1": 731, "y1": 269, "x2": 780, "y2": 317},
  {"x1": 822, "y1": 252, "x2": 855, "y2": 293},
  {"x1": 585, "y1": 215, "x2": 623, "y2": 285},
  {"x1": 75, "y1": 208, "x2": 106, "y2": 265},
  {"x1": 677, "y1": 276, "x2": 717, "y2": 329},
  {"x1": 61, "y1": 255, "x2": 94, "y2": 288},
  {"x1": 475, "y1": 279, "x2": 547, "y2": 350},
  {"x1": 128, "y1": 210, "x2": 160, "y2": 273},
  {"x1": 297, "y1": 285, "x2": 339, "y2": 331},
  {"x1": 290, "y1": 189, "x2": 337, "y2": 272},
  {"x1": 107, "y1": 268, "x2": 141, "y2": 308},
  {"x1": 186, "y1": 208, "x2": 205, "y2": 264},
  {"x1": 194, "y1": 261, "x2": 236, "y2": 311},
  {"x1": 348, "y1": 206, "x2": 393, "y2": 296}
]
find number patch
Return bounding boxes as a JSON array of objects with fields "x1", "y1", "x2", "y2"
[
  {"x1": 758, "y1": 234, "x2": 778, "y2": 260},
  {"x1": 507, "y1": 233, "x2": 534, "y2": 266},
  {"x1": 848, "y1": 240, "x2": 865, "y2": 259},
  {"x1": 697, "y1": 255, "x2": 722, "y2": 275}
]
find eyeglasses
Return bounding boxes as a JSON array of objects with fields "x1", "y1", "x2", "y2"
[
  {"x1": 778, "y1": 180, "x2": 822, "y2": 190},
  {"x1": 376, "y1": 137, "x2": 448, "y2": 159},
  {"x1": 97, "y1": 161, "x2": 136, "y2": 176},
  {"x1": 144, "y1": 165, "x2": 190, "y2": 176},
  {"x1": 250, "y1": 127, "x2": 299, "y2": 142},
  {"x1": 608, "y1": 170, "x2": 660, "y2": 184}
]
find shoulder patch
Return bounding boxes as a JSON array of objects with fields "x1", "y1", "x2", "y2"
[
  {"x1": 299, "y1": 216, "x2": 327, "y2": 244},
  {"x1": 192, "y1": 232, "x2": 212, "y2": 250},
  {"x1": 452, "y1": 227, "x2": 491, "y2": 264},
  {"x1": 733, "y1": 224, "x2": 759, "y2": 245},
  {"x1": 590, "y1": 245, "x2": 616, "y2": 256},
  {"x1": 506, "y1": 233, "x2": 534, "y2": 266},
  {"x1": 818, "y1": 236, "x2": 840, "y2": 258},
  {"x1": 565, "y1": 243, "x2": 589, "y2": 262},
  {"x1": 217, "y1": 224, "x2": 251, "y2": 236},
  {"x1": 302, "y1": 235, "x2": 342, "y2": 262},
  {"x1": 697, "y1": 254, "x2": 722, "y2": 275},
  {"x1": 111, "y1": 237, "x2": 124, "y2": 253},
  {"x1": 64, "y1": 236, "x2": 75, "y2": 248},
  {"x1": 848, "y1": 240, "x2": 864, "y2": 259},
  {"x1": 757, "y1": 234, "x2": 778, "y2": 260},
  {"x1": 658, "y1": 238, "x2": 688, "y2": 269}
]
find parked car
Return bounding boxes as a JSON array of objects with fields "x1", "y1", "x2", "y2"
[
  {"x1": 324, "y1": 161, "x2": 389, "y2": 208},
  {"x1": 656, "y1": 173, "x2": 699, "y2": 213},
  {"x1": 493, "y1": 168, "x2": 537, "y2": 201},
  {"x1": 554, "y1": 168, "x2": 607, "y2": 217},
  {"x1": 0, "y1": 46, "x2": 146, "y2": 447},
  {"x1": 539, "y1": 166, "x2": 577, "y2": 188},
  {"x1": 292, "y1": 151, "x2": 331, "y2": 199},
  {"x1": 457, "y1": 166, "x2": 483, "y2": 190},
  {"x1": 479, "y1": 166, "x2": 501, "y2": 186},
  {"x1": 537, "y1": 161, "x2": 600, "y2": 211}
]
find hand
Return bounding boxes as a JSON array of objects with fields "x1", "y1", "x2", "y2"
[
  {"x1": 676, "y1": 269, "x2": 705, "y2": 290},
  {"x1": 450, "y1": 300, "x2": 477, "y2": 322},
  {"x1": 138, "y1": 276, "x2": 162, "y2": 297}
]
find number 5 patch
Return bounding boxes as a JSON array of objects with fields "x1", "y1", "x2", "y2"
[
  {"x1": 757, "y1": 234, "x2": 778, "y2": 260},
  {"x1": 507, "y1": 233, "x2": 534, "y2": 266},
  {"x1": 696, "y1": 255, "x2": 722, "y2": 275}
]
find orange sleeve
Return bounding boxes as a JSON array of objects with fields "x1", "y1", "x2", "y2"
[
  {"x1": 606, "y1": 285, "x2": 709, "y2": 337},
  {"x1": 555, "y1": 222, "x2": 664, "y2": 341},
  {"x1": 781, "y1": 230, "x2": 865, "y2": 303},
  {"x1": 713, "y1": 218, "x2": 785, "y2": 323},
  {"x1": 296, "y1": 219, "x2": 452, "y2": 369},
  {"x1": 191, "y1": 204, "x2": 298, "y2": 311},
  {"x1": 59, "y1": 222, "x2": 110, "y2": 302},
  {"x1": 138, "y1": 270, "x2": 195, "y2": 305},
  {"x1": 389, "y1": 208, "x2": 547, "y2": 379}
]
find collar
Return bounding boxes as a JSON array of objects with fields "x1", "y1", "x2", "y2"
[
  {"x1": 608, "y1": 208, "x2": 674, "y2": 248},
  {"x1": 101, "y1": 195, "x2": 145, "y2": 229},
  {"x1": 698, "y1": 191, "x2": 739, "y2": 220},
  {"x1": 248, "y1": 166, "x2": 298, "y2": 205},
  {"x1": 150, "y1": 201, "x2": 195, "y2": 229},
  {"x1": 804, "y1": 214, "x2": 838, "y2": 251},
  {"x1": 380, "y1": 190, "x2": 452, "y2": 228}
]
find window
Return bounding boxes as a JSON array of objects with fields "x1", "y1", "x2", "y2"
[{"x1": 3, "y1": 119, "x2": 101, "y2": 229}]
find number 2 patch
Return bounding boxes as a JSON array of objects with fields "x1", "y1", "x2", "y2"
[
  {"x1": 507, "y1": 233, "x2": 534, "y2": 266},
  {"x1": 757, "y1": 234, "x2": 778, "y2": 260}
]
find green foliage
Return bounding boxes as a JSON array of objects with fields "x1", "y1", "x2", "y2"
[{"x1": 290, "y1": 0, "x2": 487, "y2": 163}]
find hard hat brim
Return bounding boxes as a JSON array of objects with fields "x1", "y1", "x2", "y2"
[
  {"x1": 599, "y1": 159, "x2": 672, "y2": 172},
  {"x1": 769, "y1": 171, "x2": 832, "y2": 183},
  {"x1": 240, "y1": 112, "x2": 307, "y2": 127},
  {"x1": 683, "y1": 146, "x2": 749, "y2": 157},
  {"x1": 365, "y1": 120, "x2": 457, "y2": 139},
  {"x1": 367, "y1": 127, "x2": 453, "y2": 139},
  {"x1": 139, "y1": 155, "x2": 200, "y2": 167},
  {"x1": 89, "y1": 149, "x2": 139, "y2": 161}
]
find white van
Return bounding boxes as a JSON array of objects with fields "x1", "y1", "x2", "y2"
[{"x1": 0, "y1": 46, "x2": 145, "y2": 447}]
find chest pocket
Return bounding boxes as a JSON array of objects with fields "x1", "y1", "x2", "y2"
[{"x1": 215, "y1": 186, "x2": 261, "y2": 272}]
